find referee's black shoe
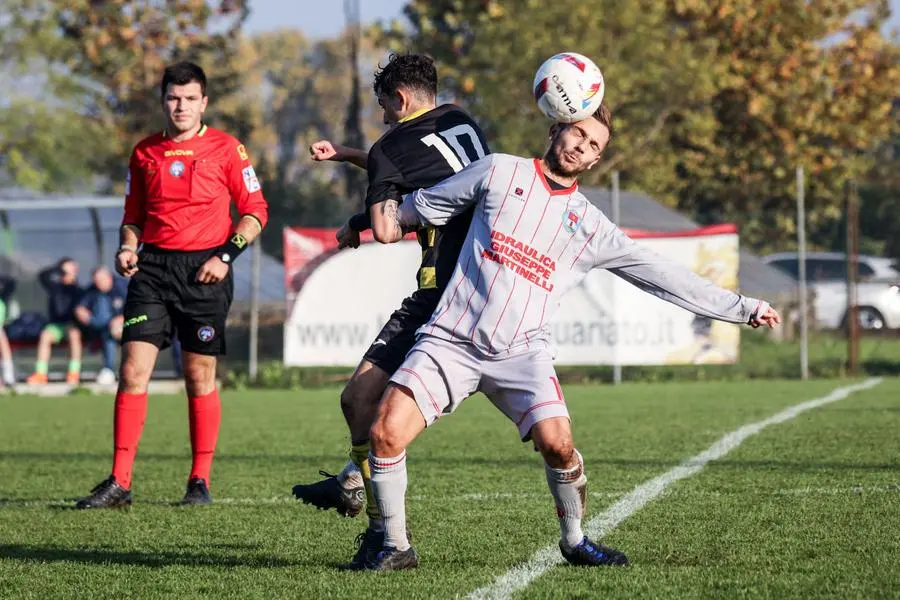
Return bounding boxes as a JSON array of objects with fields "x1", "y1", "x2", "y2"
[
  {"x1": 75, "y1": 476, "x2": 132, "y2": 509},
  {"x1": 181, "y1": 477, "x2": 212, "y2": 506}
]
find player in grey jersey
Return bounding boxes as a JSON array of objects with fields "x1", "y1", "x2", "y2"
[{"x1": 361, "y1": 105, "x2": 781, "y2": 571}]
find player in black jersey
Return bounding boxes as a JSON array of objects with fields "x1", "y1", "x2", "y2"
[{"x1": 292, "y1": 53, "x2": 490, "y2": 569}]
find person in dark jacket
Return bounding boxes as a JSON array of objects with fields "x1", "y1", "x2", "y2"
[
  {"x1": 75, "y1": 266, "x2": 126, "y2": 384},
  {"x1": 26, "y1": 257, "x2": 84, "y2": 385}
]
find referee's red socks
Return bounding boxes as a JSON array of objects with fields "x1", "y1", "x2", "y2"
[
  {"x1": 188, "y1": 390, "x2": 222, "y2": 483},
  {"x1": 109, "y1": 390, "x2": 221, "y2": 490},
  {"x1": 111, "y1": 391, "x2": 148, "y2": 490}
]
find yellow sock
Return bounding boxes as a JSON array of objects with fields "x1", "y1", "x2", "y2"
[{"x1": 350, "y1": 441, "x2": 382, "y2": 525}]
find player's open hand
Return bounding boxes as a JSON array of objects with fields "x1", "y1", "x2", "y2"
[
  {"x1": 749, "y1": 301, "x2": 782, "y2": 329},
  {"x1": 196, "y1": 256, "x2": 229, "y2": 284},
  {"x1": 115, "y1": 249, "x2": 139, "y2": 277},
  {"x1": 309, "y1": 140, "x2": 343, "y2": 162},
  {"x1": 336, "y1": 221, "x2": 360, "y2": 249}
]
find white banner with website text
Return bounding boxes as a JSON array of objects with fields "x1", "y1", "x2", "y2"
[{"x1": 283, "y1": 225, "x2": 741, "y2": 366}]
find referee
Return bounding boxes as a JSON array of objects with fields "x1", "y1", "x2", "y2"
[{"x1": 76, "y1": 61, "x2": 268, "y2": 509}]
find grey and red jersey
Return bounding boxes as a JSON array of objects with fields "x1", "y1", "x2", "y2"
[{"x1": 399, "y1": 153, "x2": 763, "y2": 356}]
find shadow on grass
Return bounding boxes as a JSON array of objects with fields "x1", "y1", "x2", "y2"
[
  {"x1": 0, "y1": 454, "x2": 894, "y2": 481},
  {"x1": 0, "y1": 452, "x2": 339, "y2": 464},
  {"x1": 0, "y1": 543, "x2": 316, "y2": 568}
]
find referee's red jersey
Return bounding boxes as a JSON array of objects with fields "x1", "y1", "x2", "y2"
[{"x1": 123, "y1": 124, "x2": 269, "y2": 250}]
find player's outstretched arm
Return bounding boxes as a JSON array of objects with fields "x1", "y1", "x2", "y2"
[
  {"x1": 309, "y1": 140, "x2": 368, "y2": 171},
  {"x1": 372, "y1": 154, "x2": 490, "y2": 244},
  {"x1": 747, "y1": 302, "x2": 781, "y2": 329},
  {"x1": 391, "y1": 155, "x2": 497, "y2": 237},
  {"x1": 371, "y1": 198, "x2": 416, "y2": 244},
  {"x1": 594, "y1": 218, "x2": 781, "y2": 327}
]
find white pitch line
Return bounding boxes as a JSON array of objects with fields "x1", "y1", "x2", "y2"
[{"x1": 467, "y1": 377, "x2": 884, "y2": 600}]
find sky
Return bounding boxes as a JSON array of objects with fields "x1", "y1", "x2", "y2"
[
  {"x1": 243, "y1": 0, "x2": 900, "y2": 39},
  {"x1": 244, "y1": 0, "x2": 407, "y2": 36}
]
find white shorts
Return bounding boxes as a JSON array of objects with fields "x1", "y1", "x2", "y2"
[{"x1": 389, "y1": 336, "x2": 569, "y2": 440}]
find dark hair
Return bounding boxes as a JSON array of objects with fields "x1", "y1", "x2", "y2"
[
  {"x1": 57, "y1": 257, "x2": 76, "y2": 270},
  {"x1": 373, "y1": 53, "x2": 437, "y2": 99},
  {"x1": 161, "y1": 61, "x2": 207, "y2": 99},
  {"x1": 592, "y1": 104, "x2": 614, "y2": 141}
]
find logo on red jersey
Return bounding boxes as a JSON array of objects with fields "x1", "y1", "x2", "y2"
[
  {"x1": 169, "y1": 161, "x2": 186, "y2": 177},
  {"x1": 236, "y1": 144, "x2": 249, "y2": 161},
  {"x1": 562, "y1": 210, "x2": 581, "y2": 234},
  {"x1": 242, "y1": 166, "x2": 260, "y2": 193}
]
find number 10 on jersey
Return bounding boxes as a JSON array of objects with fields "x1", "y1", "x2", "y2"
[{"x1": 421, "y1": 124, "x2": 487, "y2": 173}]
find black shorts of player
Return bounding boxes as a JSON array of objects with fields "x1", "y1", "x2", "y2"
[
  {"x1": 121, "y1": 244, "x2": 234, "y2": 356},
  {"x1": 363, "y1": 288, "x2": 441, "y2": 375}
]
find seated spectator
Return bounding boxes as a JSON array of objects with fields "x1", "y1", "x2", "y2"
[
  {"x1": 75, "y1": 267, "x2": 125, "y2": 384},
  {"x1": 0, "y1": 273, "x2": 16, "y2": 386},
  {"x1": 26, "y1": 258, "x2": 84, "y2": 385}
]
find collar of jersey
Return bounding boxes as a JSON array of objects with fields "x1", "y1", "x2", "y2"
[
  {"x1": 534, "y1": 158, "x2": 578, "y2": 196},
  {"x1": 162, "y1": 123, "x2": 208, "y2": 139},
  {"x1": 398, "y1": 107, "x2": 432, "y2": 124}
]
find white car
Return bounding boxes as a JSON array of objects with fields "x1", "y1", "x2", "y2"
[{"x1": 763, "y1": 252, "x2": 900, "y2": 330}]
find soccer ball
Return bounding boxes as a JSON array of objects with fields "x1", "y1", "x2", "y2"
[
  {"x1": 95, "y1": 368, "x2": 116, "y2": 385},
  {"x1": 533, "y1": 52, "x2": 605, "y2": 123}
]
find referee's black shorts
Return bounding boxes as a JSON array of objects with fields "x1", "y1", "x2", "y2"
[{"x1": 121, "y1": 245, "x2": 234, "y2": 356}]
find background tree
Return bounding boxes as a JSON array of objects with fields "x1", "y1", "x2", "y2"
[
  {"x1": 0, "y1": 1, "x2": 390, "y2": 255},
  {"x1": 1, "y1": 0, "x2": 248, "y2": 191},
  {"x1": 382, "y1": 0, "x2": 900, "y2": 254},
  {"x1": 218, "y1": 29, "x2": 386, "y2": 255}
]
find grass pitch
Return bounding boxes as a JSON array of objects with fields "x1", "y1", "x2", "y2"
[{"x1": 0, "y1": 379, "x2": 897, "y2": 599}]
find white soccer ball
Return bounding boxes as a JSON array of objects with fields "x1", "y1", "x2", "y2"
[
  {"x1": 96, "y1": 368, "x2": 117, "y2": 385},
  {"x1": 533, "y1": 52, "x2": 605, "y2": 123}
]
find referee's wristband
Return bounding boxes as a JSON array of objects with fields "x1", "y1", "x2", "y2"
[{"x1": 214, "y1": 232, "x2": 249, "y2": 265}]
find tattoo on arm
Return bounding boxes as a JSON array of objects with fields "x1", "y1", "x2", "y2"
[{"x1": 382, "y1": 199, "x2": 403, "y2": 241}]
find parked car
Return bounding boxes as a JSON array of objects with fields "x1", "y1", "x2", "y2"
[{"x1": 763, "y1": 252, "x2": 900, "y2": 330}]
